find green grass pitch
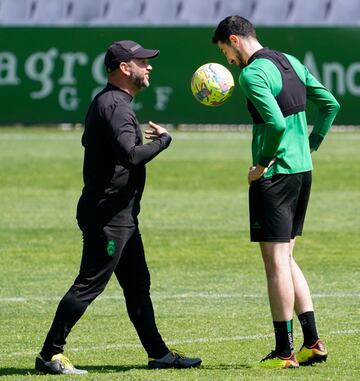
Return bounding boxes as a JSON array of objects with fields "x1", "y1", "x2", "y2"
[{"x1": 0, "y1": 128, "x2": 359, "y2": 380}]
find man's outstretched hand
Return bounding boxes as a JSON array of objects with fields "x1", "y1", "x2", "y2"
[{"x1": 145, "y1": 121, "x2": 169, "y2": 140}]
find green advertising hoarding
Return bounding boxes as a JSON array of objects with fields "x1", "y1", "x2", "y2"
[{"x1": 0, "y1": 27, "x2": 359, "y2": 125}]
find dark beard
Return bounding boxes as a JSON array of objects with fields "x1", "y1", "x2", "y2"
[
  {"x1": 130, "y1": 73, "x2": 147, "y2": 90},
  {"x1": 236, "y1": 51, "x2": 247, "y2": 68}
]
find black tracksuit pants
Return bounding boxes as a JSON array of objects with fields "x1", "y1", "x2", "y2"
[{"x1": 40, "y1": 225, "x2": 169, "y2": 360}]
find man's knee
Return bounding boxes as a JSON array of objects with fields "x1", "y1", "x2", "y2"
[{"x1": 122, "y1": 276, "x2": 151, "y2": 296}]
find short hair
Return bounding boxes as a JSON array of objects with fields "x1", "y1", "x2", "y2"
[{"x1": 212, "y1": 15, "x2": 256, "y2": 44}]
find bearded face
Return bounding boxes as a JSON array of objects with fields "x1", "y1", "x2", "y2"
[{"x1": 127, "y1": 59, "x2": 151, "y2": 90}]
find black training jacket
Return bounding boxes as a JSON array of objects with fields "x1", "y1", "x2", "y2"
[{"x1": 76, "y1": 83, "x2": 171, "y2": 229}]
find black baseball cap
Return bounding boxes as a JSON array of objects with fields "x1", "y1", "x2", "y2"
[{"x1": 104, "y1": 40, "x2": 159, "y2": 73}]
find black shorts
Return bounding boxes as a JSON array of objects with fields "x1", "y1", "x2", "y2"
[{"x1": 249, "y1": 171, "x2": 312, "y2": 242}]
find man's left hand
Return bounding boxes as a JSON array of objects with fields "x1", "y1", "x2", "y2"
[{"x1": 145, "y1": 121, "x2": 169, "y2": 140}]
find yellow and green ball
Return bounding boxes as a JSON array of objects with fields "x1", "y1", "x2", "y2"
[{"x1": 191, "y1": 63, "x2": 234, "y2": 107}]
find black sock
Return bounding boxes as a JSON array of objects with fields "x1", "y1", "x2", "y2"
[
  {"x1": 273, "y1": 320, "x2": 294, "y2": 357},
  {"x1": 298, "y1": 311, "x2": 319, "y2": 347},
  {"x1": 39, "y1": 351, "x2": 54, "y2": 361}
]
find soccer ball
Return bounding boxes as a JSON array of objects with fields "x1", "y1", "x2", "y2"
[{"x1": 191, "y1": 63, "x2": 234, "y2": 107}]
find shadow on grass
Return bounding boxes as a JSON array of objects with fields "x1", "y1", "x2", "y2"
[
  {"x1": 0, "y1": 368, "x2": 34, "y2": 376},
  {"x1": 0, "y1": 364, "x2": 254, "y2": 376},
  {"x1": 81, "y1": 364, "x2": 148, "y2": 372},
  {"x1": 202, "y1": 363, "x2": 253, "y2": 370},
  {"x1": 0, "y1": 364, "x2": 148, "y2": 376}
]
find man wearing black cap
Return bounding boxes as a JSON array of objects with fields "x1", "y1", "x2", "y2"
[{"x1": 35, "y1": 40, "x2": 202, "y2": 375}]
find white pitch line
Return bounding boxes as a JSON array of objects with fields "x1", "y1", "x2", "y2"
[
  {"x1": 0, "y1": 329, "x2": 359, "y2": 359},
  {"x1": 0, "y1": 292, "x2": 359, "y2": 303}
]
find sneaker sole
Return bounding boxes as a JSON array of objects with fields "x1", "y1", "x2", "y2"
[
  {"x1": 286, "y1": 363, "x2": 300, "y2": 369},
  {"x1": 299, "y1": 354, "x2": 327, "y2": 366}
]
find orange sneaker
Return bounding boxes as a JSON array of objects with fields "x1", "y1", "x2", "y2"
[
  {"x1": 297, "y1": 339, "x2": 327, "y2": 366},
  {"x1": 258, "y1": 351, "x2": 299, "y2": 369}
]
